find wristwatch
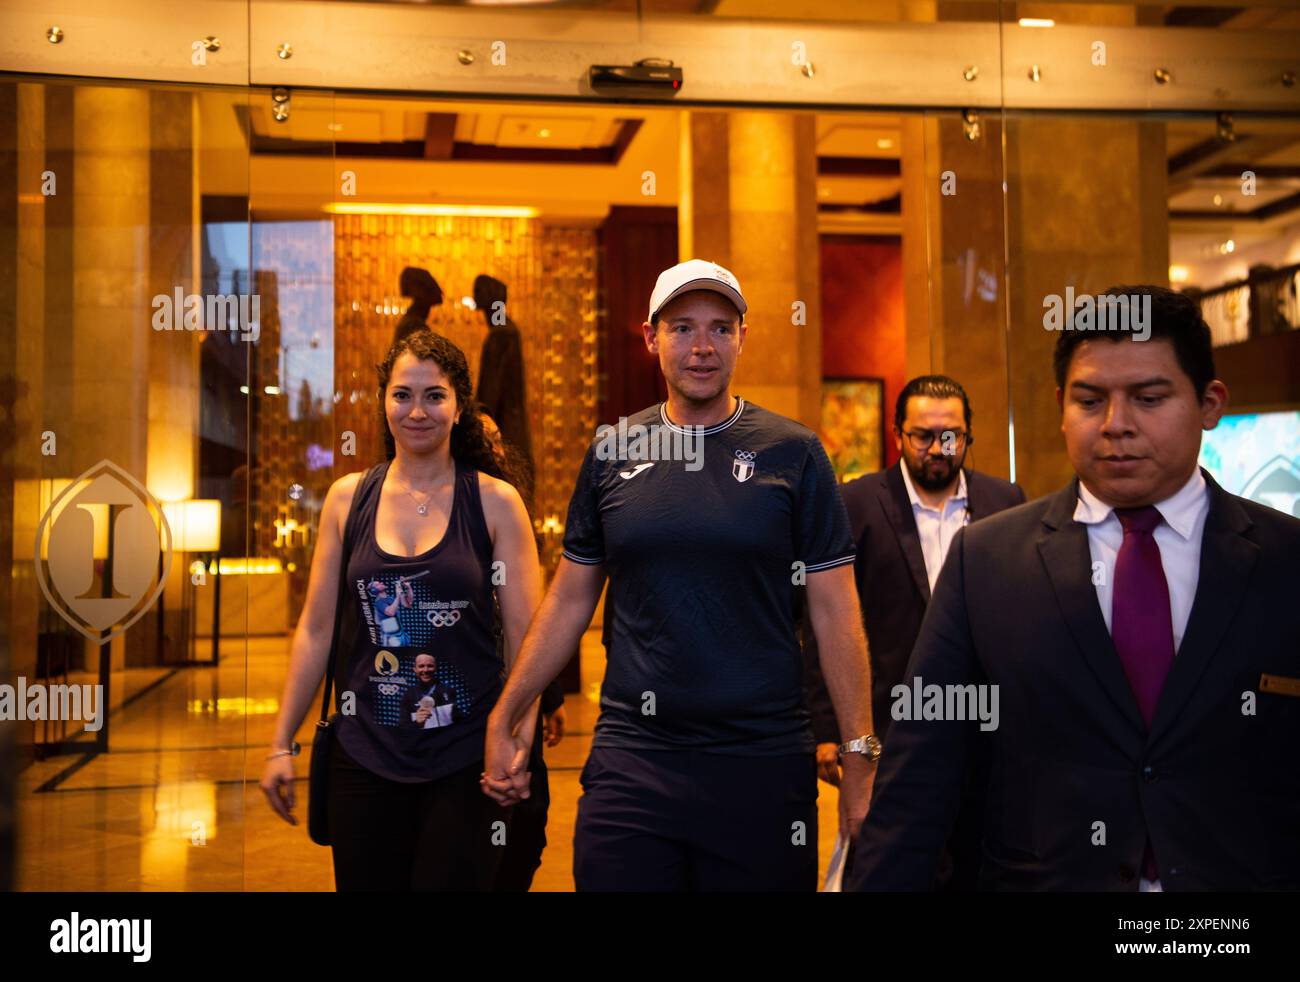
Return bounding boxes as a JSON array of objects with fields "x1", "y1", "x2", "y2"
[{"x1": 837, "y1": 734, "x2": 882, "y2": 762}]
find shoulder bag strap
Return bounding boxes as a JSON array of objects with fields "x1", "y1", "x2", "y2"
[{"x1": 318, "y1": 465, "x2": 377, "y2": 722}]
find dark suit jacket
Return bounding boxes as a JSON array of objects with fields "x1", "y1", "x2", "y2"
[
  {"x1": 804, "y1": 463, "x2": 1025, "y2": 745},
  {"x1": 848, "y1": 469, "x2": 1300, "y2": 891},
  {"x1": 803, "y1": 463, "x2": 1023, "y2": 890}
]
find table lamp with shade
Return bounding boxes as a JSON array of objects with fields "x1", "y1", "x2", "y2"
[{"x1": 161, "y1": 499, "x2": 222, "y2": 665}]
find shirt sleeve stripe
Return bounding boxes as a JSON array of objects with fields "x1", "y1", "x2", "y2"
[
  {"x1": 804, "y1": 553, "x2": 856, "y2": 573},
  {"x1": 562, "y1": 550, "x2": 605, "y2": 566}
]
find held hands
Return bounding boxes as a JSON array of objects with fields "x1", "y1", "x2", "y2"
[
  {"x1": 259, "y1": 755, "x2": 299, "y2": 825},
  {"x1": 480, "y1": 712, "x2": 534, "y2": 806}
]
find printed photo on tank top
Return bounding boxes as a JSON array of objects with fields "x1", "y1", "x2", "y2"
[{"x1": 352, "y1": 572, "x2": 477, "y2": 733}]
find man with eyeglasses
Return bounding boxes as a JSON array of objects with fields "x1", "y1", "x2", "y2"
[{"x1": 804, "y1": 374, "x2": 1023, "y2": 888}]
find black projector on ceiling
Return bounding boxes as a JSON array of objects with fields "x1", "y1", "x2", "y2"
[{"x1": 589, "y1": 59, "x2": 683, "y2": 95}]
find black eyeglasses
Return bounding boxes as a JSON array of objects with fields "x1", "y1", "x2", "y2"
[{"x1": 901, "y1": 428, "x2": 972, "y2": 453}]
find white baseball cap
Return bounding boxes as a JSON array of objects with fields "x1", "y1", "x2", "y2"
[{"x1": 647, "y1": 259, "x2": 747, "y2": 323}]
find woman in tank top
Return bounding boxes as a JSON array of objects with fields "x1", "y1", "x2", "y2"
[{"x1": 259, "y1": 330, "x2": 543, "y2": 891}]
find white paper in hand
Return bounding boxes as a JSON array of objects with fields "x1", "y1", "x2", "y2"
[{"x1": 821, "y1": 832, "x2": 848, "y2": 892}]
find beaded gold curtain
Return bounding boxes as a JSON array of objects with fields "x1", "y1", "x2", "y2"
[{"x1": 332, "y1": 214, "x2": 599, "y2": 574}]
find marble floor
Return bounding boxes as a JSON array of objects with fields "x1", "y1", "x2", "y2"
[{"x1": 15, "y1": 631, "x2": 842, "y2": 891}]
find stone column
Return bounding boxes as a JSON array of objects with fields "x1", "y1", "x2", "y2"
[
  {"x1": 681, "y1": 111, "x2": 823, "y2": 429},
  {"x1": 900, "y1": 112, "x2": 1012, "y2": 481},
  {"x1": 72, "y1": 86, "x2": 153, "y2": 671},
  {"x1": 901, "y1": 111, "x2": 1169, "y2": 497},
  {"x1": 1005, "y1": 117, "x2": 1169, "y2": 498}
]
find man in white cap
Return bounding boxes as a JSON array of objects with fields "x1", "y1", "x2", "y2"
[{"x1": 482, "y1": 259, "x2": 878, "y2": 890}]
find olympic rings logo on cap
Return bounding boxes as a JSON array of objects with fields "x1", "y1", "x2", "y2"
[{"x1": 734, "y1": 450, "x2": 757, "y2": 461}]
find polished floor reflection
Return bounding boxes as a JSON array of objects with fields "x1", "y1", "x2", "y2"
[{"x1": 17, "y1": 631, "x2": 842, "y2": 891}]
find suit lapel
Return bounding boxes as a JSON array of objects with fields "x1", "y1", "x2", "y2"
[
  {"x1": 880, "y1": 463, "x2": 931, "y2": 603},
  {"x1": 1036, "y1": 480, "x2": 1146, "y2": 735},
  {"x1": 1149, "y1": 472, "x2": 1258, "y2": 746}
]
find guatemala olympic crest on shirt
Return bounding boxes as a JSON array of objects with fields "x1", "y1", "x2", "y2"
[{"x1": 732, "y1": 449, "x2": 756, "y2": 483}]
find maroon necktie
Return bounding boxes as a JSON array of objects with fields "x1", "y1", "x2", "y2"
[{"x1": 1111, "y1": 505, "x2": 1175, "y2": 881}]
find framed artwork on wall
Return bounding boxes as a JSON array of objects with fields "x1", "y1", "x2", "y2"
[{"x1": 820, "y1": 377, "x2": 886, "y2": 482}]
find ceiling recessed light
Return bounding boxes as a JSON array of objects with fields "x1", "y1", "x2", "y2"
[
  {"x1": 538, "y1": 128, "x2": 551, "y2": 138},
  {"x1": 1018, "y1": 18, "x2": 1055, "y2": 28},
  {"x1": 876, "y1": 138, "x2": 894, "y2": 150},
  {"x1": 327, "y1": 122, "x2": 343, "y2": 132},
  {"x1": 1169, "y1": 264, "x2": 1190, "y2": 283},
  {"x1": 1212, "y1": 193, "x2": 1224, "y2": 206}
]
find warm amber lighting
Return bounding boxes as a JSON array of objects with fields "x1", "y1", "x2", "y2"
[
  {"x1": 214, "y1": 557, "x2": 284, "y2": 575},
  {"x1": 323, "y1": 202, "x2": 540, "y2": 218},
  {"x1": 188, "y1": 697, "x2": 280, "y2": 716},
  {"x1": 161, "y1": 500, "x2": 221, "y2": 552},
  {"x1": 25, "y1": 479, "x2": 100, "y2": 560},
  {"x1": 1169, "y1": 264, "x2": 1191, "y2": 284},
  {"x1": 1018, "y1": 18, "x2": 1055, "y2": 28}
]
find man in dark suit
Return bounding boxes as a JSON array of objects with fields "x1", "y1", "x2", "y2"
[
  {"x1": 849, "y1": 285, "x2": 1300, "y2": 891},
  {"x1": 805, "y1": 375, "x2": 1024, "y2": 888}
]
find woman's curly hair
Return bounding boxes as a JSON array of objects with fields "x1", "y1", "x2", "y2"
[{"x1": 376, "y1": 330, "x2": 531, "y2": 502}]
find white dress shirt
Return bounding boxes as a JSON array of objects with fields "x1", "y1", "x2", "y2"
[
  {"x1": 1072, "y1": 466, "x2": 1210, "y2": 891},
  {"x1": 900, "y1": 464, "x2": 970, "y2": 592},
  {"x1": 1073, "y1": 467, "x2": 1209, "y2": 654}
]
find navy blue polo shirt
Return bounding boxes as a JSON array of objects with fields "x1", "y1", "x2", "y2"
[{"x1": 562, "y1": 397, "x2": 854, "y2": 755}]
